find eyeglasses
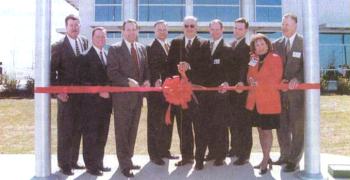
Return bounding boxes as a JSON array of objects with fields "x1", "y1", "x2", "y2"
[{"x1": 184, "y1": 24, "x2": 195, "y2": 28}]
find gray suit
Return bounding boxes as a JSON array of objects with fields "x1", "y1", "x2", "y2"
[
  {"x1": 273, "y1": 33, "x2": 305, "y2": 165},
  {"x1": 107, "y1": 40, "x2": 150, "y2": 170}
]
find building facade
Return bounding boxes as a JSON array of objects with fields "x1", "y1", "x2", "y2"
[{"x1": 65, "y1": 0, "x2": 350, "y2": 70}]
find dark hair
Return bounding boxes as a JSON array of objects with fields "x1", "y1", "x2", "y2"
[
  {"x1": 250, "y1": 33, "x2": 273, "y2": 53},
  {"x1": 234, "y1": 17, "x2": 249, "y2": 29},
  {"x1": 154, "y1": 20, "x2": 168, "y2": 27},
  {"x1": 283, "y1": 13, "x2": 298, "y2": 23},
  {"x1": 92, "y1": 27, "x2": 106, "y2": 37},
  {"x1": 209, "y1": 19, "x2": 223, "y2": 29},
  {"x1": 65, "y1": 14, "x2": 80, "y2": 26},
  {"x1": 122, "y1": 19, "x2": 139, "y2": 30}
]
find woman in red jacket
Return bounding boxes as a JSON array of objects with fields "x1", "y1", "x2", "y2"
[{"x1": 246, "y1": 34, "x2": 283, "y2": 174}]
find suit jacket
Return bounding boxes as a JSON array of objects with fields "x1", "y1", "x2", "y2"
[
  {"x1": 273, "y1": 34, "x2": 304, "y2": 82},
  {"x1": 207, "y1": 39, "x2": 232, "y2": 87},
  {"x1": 232, "y1": 38, "x2": 250, "y2": 85},
  {"x1": 168, "y1": 35, "x2": 211, "y2": 86},
  {"x1": 147, "y1": 39, "x2": 169, "y2": 86},
  {"x1": 51, "y1": 35, "x2": 89, "y2": 85},
  {"x1": 246, "y1": 52, "x2": 283, "y2": 114},
  {"x1": 107, "y1": 40, "x2": 150, "y2": 107}
]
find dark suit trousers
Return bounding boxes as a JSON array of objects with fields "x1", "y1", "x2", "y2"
[
  {"x1": 229, "y1": 92, "x2": 252, "y2": 160},
  {"x1": 147, "y1": 92, "x2": 168, "y2": 159},
  {"x1": 113, "y1": 93, "x2": 142, "y2": 170},
  {"x1": 204, "y1": 92, "x2": 230, "y2": 161},
  {"x1": 277, "y1": 91, "x2": 304, "y2": 164},
  {"x1": 57, "y1": 94, "x2": 83, "y2": 169},
  {"x1": 82, "y1": 95, "x2": 111, "y2": 170}
]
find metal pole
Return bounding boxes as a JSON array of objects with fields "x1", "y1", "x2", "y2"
[
  {"x1": 33, "y1": 0, "x2": 54, "y2": 179},
  {"x1": 299, "y1": 0, "x2": 323, "y2": 179}
]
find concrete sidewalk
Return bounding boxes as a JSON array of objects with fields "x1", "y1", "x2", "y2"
[{"x1": 1, "y1": 153, "x2": 349, "y2": 179}]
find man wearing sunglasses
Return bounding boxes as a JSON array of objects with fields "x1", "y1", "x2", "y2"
[{"x1": 168, "y1": 16, "x2": 211, "y2": 170}]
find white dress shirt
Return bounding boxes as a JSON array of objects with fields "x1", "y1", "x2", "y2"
[{"x1": 67, "y1": 35, "x2": 83, "y2": 56}]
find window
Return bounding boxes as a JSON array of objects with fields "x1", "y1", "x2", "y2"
[
  {"x1": 107, "y1": 32, "x2": 121, "y2": 39},
  {"x1": 95, "y1": 0, "x2": 122, "y2": 22},
  {"x1": 193, "y1": 0, "x2": 240, "y2": 22},
  {"x1": 258, "y1": 32, "x2": 282, "y2": 42},
  {"x1": 138, "y1": 0, "x2": 185, "y2": 22},
  {"x1": 255, "y1": 0, "x2": 282, "y2": 22},
  {"x1": 320, "y1": 33, "x2": 350, "y2": 69}
]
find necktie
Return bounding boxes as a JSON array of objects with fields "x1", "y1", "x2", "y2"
[
  {"x1": 99, "y1": 50, "x2": 106, "y2": 66},
  {"x1": 210, "y1": 41, "x2": 214, "y2": 55},
  {"x1": 286, "y1": 38, "x2": 291, "y2": 53},
  {"x1": 131, "y1": 43, "x2": 140, "y2": 76},
  {"x1": 75, "y1": 39, "x2": 81, "y2": 56},
  {"x1": 164, "y1": 43, "x2": 169, "y2": 54},
  {"x1": 186, "y1": 39, "x2": 191, "y2": 52},
  {"x1": 232, "y1": 40, "x2": 237, "y2": 50}
]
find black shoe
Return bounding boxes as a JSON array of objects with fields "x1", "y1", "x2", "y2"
[
  {"x1": 175, "y1": 159, "x2": 194, "y2": 166},
  {"x1": 98, "y1": 166, "x2": 111, "y2": 172},
  {"x1": 59, "y1": 168, "x2": 74, "y2": 176},
  {"x1": 272, "y1": 158, "x2": 287, "y2": 165},
  {"x1": 233, "y1": 158, "x2": 249, "y2": 166},
  {"x1": 72, "y1": 163, "x2": 85, "y2": 169},
  {"x1": 151, "y1": 158, "x2": 165, "y2": 166},
  {"x1": 283, "y1": 162, "x2": 299, "y2": 172},
  {"x1": 227, "y1": 150, "x2": 236, "y2": 157},
  {"x1": 259, "y1": 159, "x2": 272, "y2": 175},
  {"x1": 162, "y1": 154, "x2": 180, "y2": 159},
  {"x1": 131, "y1": 164, "x2": 141, "y2": 170},
  {"x1": 194, "y1": 161, "x2": 204, "y2": 170},
  {"x1": 213, "y1": 159, "x2": 224, "y2": 166},
  {"x1": 122, "y1": 168, "x2": 134, "y2": 178},
  {"x1": 204, "y1": 154, "x2": 215, "y2": 161},
  {"x1": 87, "y1": 169, "x2": 103, "y2": 176}
]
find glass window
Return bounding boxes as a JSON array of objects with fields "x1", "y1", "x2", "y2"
[
  {"x1": 255, "y1": 0, "x2": 282, "y2": 22},
  {"x1": 320, "y1": 33, "x2": 350, "y2": 69},
  {"x1": 258, "y1": 32, "x2": 282, "y2": 41},
  {"x1": 107, "y1": 32, "x2": 121, "y2": 38},
  {"x1": 138, "y1": 1, "x2": 185, "y2": 22},
  {"x1": 193, "y1": 0, "x2": 240, "y2": 22},
  {"x1": 95, "y1": 0, "x2": 122, "y2": 21}
]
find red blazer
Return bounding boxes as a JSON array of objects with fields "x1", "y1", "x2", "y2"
[{"x1": 245, "y1": 52, "x2": 283, "y2": 114}]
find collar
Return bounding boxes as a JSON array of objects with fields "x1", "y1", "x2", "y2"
[
  {"x1": 212, "y1": 37, "x2": 223, "y2": 46},
  {"x1": 284, "y1": 32, "x2": 297, "y2": 46},
  {"x1": 156, "y1": 38, "x2": 168, "y2": 46},
  {"x1": 92, "y1": 45, "x2": 103, "y2": 54},
  {"x1": 124, "y1": 39, "x2": 136, "y2": 52},
  {"x1": 185, "y1": 36, "x2": 195, "y2": 45}
]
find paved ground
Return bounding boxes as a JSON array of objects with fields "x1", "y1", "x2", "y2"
[{"x1": 1, "y1": 153, "x2": 349, "y2": 180}]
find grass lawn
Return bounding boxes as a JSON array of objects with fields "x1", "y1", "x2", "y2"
[{"x1": 0, "y1": 95, "x2": 349, "y2": 156}]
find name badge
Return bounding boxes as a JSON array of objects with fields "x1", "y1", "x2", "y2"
[
  {"x1": 293, "y1": 51, "x2": 301, "y2": 58},
  {"x1": 214, "y1": 59, "x2": 221, "y2": 64},
  {"x1": 248, "y1": 58, "x2": 258, "y2": 67}
]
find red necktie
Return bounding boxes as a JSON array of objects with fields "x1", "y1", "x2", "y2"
[{"x1": 131, "y1": 43, "x2": 140, "y2": 76}]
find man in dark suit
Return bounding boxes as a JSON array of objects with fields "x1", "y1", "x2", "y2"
[
  {"x1": 273, "y1": 13, "x2": 304, "y2": 172},
  {"x1": 107, "y1": 19, "x2": 150, "y2": 178},
  {"x1": 50, "y1": 14, "x2": 89, "y2": 175},
  {"x1": 228, "y1": 17, "x2": 253, "y2": 166},
  {"x1": 203, "y1": 19, "x2": 232, "y2": 166},
  {"x1": 167, "y1": 16, "x2": 211, "y2": 170},
  {"x1": 146, "y1": 20, "x2": 179, "y2": 166},
  {"x1": 80, "y1": 27, "x2": 112, "y2": 176}
]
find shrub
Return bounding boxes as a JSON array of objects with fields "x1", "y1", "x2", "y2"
[{"x1": 337, "y1": 77, "x2": 350, "y2": 95}]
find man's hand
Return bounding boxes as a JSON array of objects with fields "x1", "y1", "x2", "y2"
[
  {"x1": 128, "y1": 78, "x2": 139, "y2": 87},
  {"x1": 99, "y1": 92, "x2": 110, "y2": 99},
  {"x1": 142, "y1": 80, "x2": 150, "y2": 87},
  {"x1": 154, "y1": 79, "x2": 162, "y2": 87},
  {"x1": 219, "y1": 82, "x2": 229, "y2": 94},
  {"x1": 289, "y1": 78, "x2": 299, "y2": 89},
  {"x1": 57, "y1": 93, "x2": 69, "y2": 102},
  {"x1": 235, "y1": 82, "x2": 244, "y2": 94}
]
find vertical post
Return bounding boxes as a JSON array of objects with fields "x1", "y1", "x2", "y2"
[
  {"x1": 123, "y1": 0, "x2": 137, "y2": 20},
  {"x1": 186, "y1": 0, "x2": 193, "y2": 16},
  {"x1": 241, "y1": 0, "x2": 255, "y2": 43},
  {"x1": 299, "y1": 0, "x2": 323, "y2": 179},
  {"x1": 34, "y1": 0, "x2": 53, "y2": 179}
]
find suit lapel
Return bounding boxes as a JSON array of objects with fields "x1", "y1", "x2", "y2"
[
  {"x1": 63, "y1": 36, "x2": 76, "y2": 56},
  {"x1": 154, "y1": 39, "x2": 167, "y2": 57},
  {"x1": 212, "y1": 39, "x2": 223, "y2": 58}
]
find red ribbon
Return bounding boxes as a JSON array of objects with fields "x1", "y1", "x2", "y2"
[{"x1": 35, "y1": 82, "x2": 320, "y2": 125}]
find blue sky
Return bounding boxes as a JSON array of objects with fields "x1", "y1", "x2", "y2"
[{"x1": 0, "y1": 0, "x2": 77, "y2": 78}]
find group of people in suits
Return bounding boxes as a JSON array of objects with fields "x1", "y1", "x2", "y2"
[{"x1": 50, "y1": 12, "x2": 305, "y2": 178}]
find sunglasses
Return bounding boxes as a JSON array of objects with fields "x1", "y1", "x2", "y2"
[{"x1": 184, "y1": 24, "x2": 195, "y2": 28}]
